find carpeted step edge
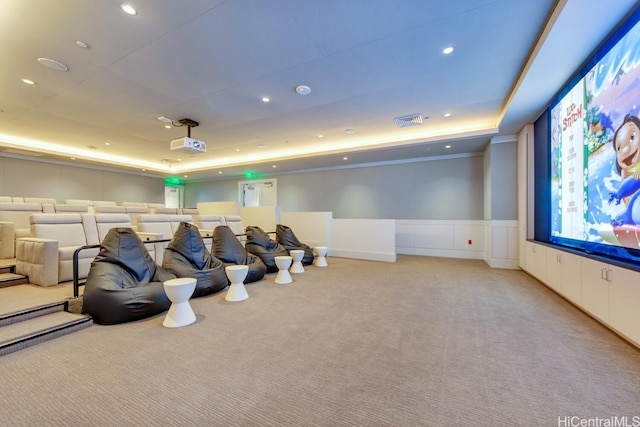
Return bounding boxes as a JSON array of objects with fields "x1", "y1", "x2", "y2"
[
  {"x1": 0, "y1": 315, "x2": 92, "y2": 357},
  {"x1": 0, "y1": 301, "x2": 67, "y2": 327}
]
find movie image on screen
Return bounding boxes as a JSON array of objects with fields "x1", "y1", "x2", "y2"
[{"x1": 550, "y1": 13, "x2": 640, "y2": 257}]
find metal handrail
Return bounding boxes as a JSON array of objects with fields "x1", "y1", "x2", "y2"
[
  {"x1": 72, "y1": 237, "x2": 173, "y2": 298},
  {"x1": 71, "y1": 233, "x2": 252, "y2": 298}
]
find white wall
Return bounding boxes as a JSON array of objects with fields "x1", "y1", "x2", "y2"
[
  {"x1": 331, "y1": 219, "x2": 396, "y2": 262},
  {"x1": 197, "y1": 201, "x2": 238, "y2": 215},
  {"x1": 279, "y1": 211, "x2": 332, "y2": 249},
  {"x1": 396, "y1": 219, "x2": 485, "y2": 259},
  {"x1": 238, "y1": 206, "x2": 280, "y2": 232},
  {"x1": 186, "y1": 154, "x2": 487, "y2": 221},
  {"x1": 0, "y1": 155, "x2": 164, "y2": 204}
]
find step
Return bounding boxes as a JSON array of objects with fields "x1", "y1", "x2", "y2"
[
  {"x1": 0, "y1": 272, "x2": 29, "y2": 288},
  {"x1": 0, "y1": 260, "x2": 16, "y2": 274},
  {"x1": 0, "y1": 302, "x2": 92, "y2": 357},
  {"x1": 0, "y1": 300, "x2": 67, "y2": 327}
]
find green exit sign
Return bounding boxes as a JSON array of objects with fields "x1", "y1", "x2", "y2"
[{"x1": 164, "y1": 177, "x2": 182, "y2": 187}]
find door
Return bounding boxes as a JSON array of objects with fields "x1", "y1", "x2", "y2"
[
  {"x1": 165, "y1": 186, "x2": 183, "y2": 208},
  {"x1": 242, "y1": 184, "x2": 260, "y2": 207}
]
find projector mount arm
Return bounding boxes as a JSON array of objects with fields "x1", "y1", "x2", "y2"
[{"x1": 172, "y1": 118, "x2": 199, "y2": 137}]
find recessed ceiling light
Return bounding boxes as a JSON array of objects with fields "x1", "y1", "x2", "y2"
[
  {"x1": 318, "y1": 134, "x2": 324, "y2": 138},
  {"x1": 343, "y1": 157, "x2": 348, "y2": 160},
  {"x1": 105, "y1": 142, "x2": 111, "y2": 146},
  {"x1": 120, "y1": 3, "x2": 137, "y2": 15},
  {"x1": 235, "y1": 148, "x2": 241, "y2": 152},
  {"x1": 218, "y1": 171, "x2": 222, "y2": 174},
  {"x1": 184, "y1": 175, "x2": 188, "y2": 178},
  {"x1": 141, "y1": 169, "x2": 146, "y2": 172},
  {"x1": 21, "y1": 78, "x2": 35, "y2": 85},
  {"x1": 444, "y1": 112, "x2": 452, "y2": 117},
  {"x1": 272, "y1": 165, "x2": 277, "y2": 168},
  {"x1": 443, "y1": 46, "x2": 454, "y2": 55},
  {"x1": 76, "y1": 41, "x2": 89, "y2": 49},
  {"x1": 164, "y1": 125, "x2": 171, "y2": 129},
  {"x1": 262, "y1": 97, "x2": 270, "y2": 103},
  {"x1": 344, "y1": 128, "x2": 356, "y2": 135},
  {"x1": 295, "y1": 85, "x2": 311, "y2": 95},
  {"x1": 37, "y1": 57, "x2": 68, "y2": 72},
  {"x1": 70, "y1": 157, "x2": 76, "y2": 160},
  {"x1": 445, "y1": 145, "x2": 452, "y2": 149}
]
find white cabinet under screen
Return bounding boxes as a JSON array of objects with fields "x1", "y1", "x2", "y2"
[
  {"x1": 523, "y1": 242, "x2": 640, "y2": 348},
  {"x1": 608, "y1": 266, "x2": 640, "y2": 345},
  {"x1": 546, "y1": 248, "x2": 582, "y2": 304},
  {"x1": 525, "y1": 241, "x2": 547, "y2": 283},
  {"x1": 580, "y1": 259, "x2": 610, "y2": 324},
  {"x1": 581, "y1": 259, "x2": 640, "y2": 345}
]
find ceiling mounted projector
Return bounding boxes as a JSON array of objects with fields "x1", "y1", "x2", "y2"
[{"x1": 171, "y1": 136, "x2": 206, "y2": 154}]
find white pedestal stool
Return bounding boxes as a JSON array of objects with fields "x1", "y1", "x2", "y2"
[
  {"x1": 289, "y1": 250, "x2": 305, "y2": 274},
  {"x1": 163, "y1": 277, "x2": 197, "y2": 328},
  {"x1": 225, "y1": 265, "x2": 249, "y2": 301},
  {"x1": 314, "y1": 246, "x2": 328, "y2": 267},
  {"x1": 274, "y1": 255, "x2": 293, "y2": 284}
]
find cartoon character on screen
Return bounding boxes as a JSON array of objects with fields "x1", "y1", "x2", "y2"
[{"x1": 608, "y1": 114, "x2": 640, "y2": 225}]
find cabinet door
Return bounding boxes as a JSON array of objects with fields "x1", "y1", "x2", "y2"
[
  {"x1": 546, "y1": 248, "x2": 564, "y2": 293},
  {"x1": 546, "y1": 249, "x2": 582, "y2": 303},
  {"x1": 558, "y1": 251, "x2": 582, "y2": 304},
  {"x1": 524, "y1": 242, "x2": 536, "y2": 275},
  {"x1": 608, "y1": 266, "x2": 640, "y2": 346},
  {"x1": 580, "y1": 258, "x2": 609, "y2": 323},
  {"x1": 525, "y1": 242, "x2": 547, "y2": 283}
]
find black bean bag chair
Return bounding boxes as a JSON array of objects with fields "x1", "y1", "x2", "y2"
[
  {"x1": 212, "y1": 225, "x2": 266, "y2": 283},
  {"x1": 244, "y1": 225, "x2": 289, "y2": 273},
  {"x1": 162, "y1": 222, "x2": 229, "y2": 297},
  {"x1": 275, "y1": 224, "x2": 314, "y2": 265},
  {"x1": 82, "y1": 227, "x2": 174, "y2": 325}
]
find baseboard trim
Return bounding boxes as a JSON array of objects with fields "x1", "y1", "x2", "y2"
[
  {"x1": 485, "y1": 258, "x2": 520, "y2": 270},
  {"x1": 329, "y1": 249, "x2": 396, "y2": 262},
  {"x1": 396, "y1": 247, "x2": 484, "y2": 260}
]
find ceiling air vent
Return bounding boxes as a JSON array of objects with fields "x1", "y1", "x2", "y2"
[{"x1": 394, "y1": 114, "x2": 427, "y2": 128}]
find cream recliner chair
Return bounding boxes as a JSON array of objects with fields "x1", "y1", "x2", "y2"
[
  {"x1": 89, "y1": 213, "x2": 159, "y2": 261},
  {"x1": 224, "y1": 215, "x2": 246, "y2": 245},
  {"x1": 124, "y1": 206, "x2": 149, "y2": 225},
  {"x1": 0, "y1": 202, "x2": 44, "y2": 259},
  {"x1": 137, "y1": 214, "x2": 179, "y2": 263},
  {"x1": 53, "y1": 204, "x2": 89, "y2": 213},
  {"x1": 168, "y1": 214, "x2": 195, "y2": 232},
  {"x1": 195, "y1": 215, "x2": 224, "y2": 252},
  {"x1": 137, "y1": 214, "x2": 198, "y2": 263},
  {"x1": 15, "y1": 213, "x2": 99, "y2": 287},
  {"x1": 153, "y1": 207, "x2": 178, "y2": 215}
]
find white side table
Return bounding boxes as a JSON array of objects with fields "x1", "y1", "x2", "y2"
[
  {"x1": 274, "y1": 256, "x2": 293, "y2": 285},
  {"x1": 163, "y1": 277, "x2": 197, "y2": 328},
  {"x1": 314, "y1": 246, "x2": 328, "y2": 267},
  {"x1": 289, "y1": 250, "x2": 305, "y2": 274},
  {"x1": 225, "y1": 265, "x2": 249, "y2": 301}
]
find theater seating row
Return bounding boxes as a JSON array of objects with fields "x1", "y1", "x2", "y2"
[
  {"x1": 82, "y1": 222, "x2": 315, "y2": 325},
  {"x1": 0, "y1": 201, "x2": 215, "y2": 259},
  {"x1": 13, "y1": 213, "x2": 247, "y2": 287}
]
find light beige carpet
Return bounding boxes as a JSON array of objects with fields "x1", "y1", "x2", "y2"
[{"x1": 1, "y1": 255, "x2": 639, "y2": 426}]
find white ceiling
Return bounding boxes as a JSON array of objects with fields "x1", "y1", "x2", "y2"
[{"x1": 0, "y1": 0, "x2": 637, "y2": 181}]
